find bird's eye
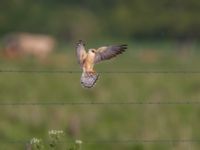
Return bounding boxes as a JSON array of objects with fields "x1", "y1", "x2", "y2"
[{"x1": 92, "y1": 50, "x2": 95, "y2": 53}]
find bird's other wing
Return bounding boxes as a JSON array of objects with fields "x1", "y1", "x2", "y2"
[
  {"x1": 94, "y1": 44, "x2": 127, "y2": 64},
  {"x1": 76, "y1": 40, "x2": 87, "y2": 66}
]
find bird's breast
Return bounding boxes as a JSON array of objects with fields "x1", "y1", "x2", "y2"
[
  {"x1": 83, "y1": 54, "x2": 95, "y2": 72},
  {"x1": 86, "y1": 53, "x2": 96, "y2": 63}
]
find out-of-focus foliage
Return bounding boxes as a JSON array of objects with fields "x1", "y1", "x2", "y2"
[{"x1": 0, "y1": 0, "x2": 200, "y2": 40}]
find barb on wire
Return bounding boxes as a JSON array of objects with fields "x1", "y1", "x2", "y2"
[
  {"x1": 0, "y1": 101, "x2": 200, "y2": 106},
  {"x1": 0, "y1": 69, "x2": 200, "y2": 74}
]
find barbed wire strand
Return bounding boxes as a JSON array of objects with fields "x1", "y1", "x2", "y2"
[
  {"x1": 1, "y1": 69, "x2": 200, "y2": 74},
  {"x1": 2, "y1": 139, "x2": 200, "y2": 144},
  {"x1": 0, "y1": 101, "x2": 200, "y2": 106}
]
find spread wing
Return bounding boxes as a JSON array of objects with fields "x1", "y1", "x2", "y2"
[
  {"x1": 76, "y1": 40, "x2": 87, "y2": 66},
  {"x1": 94, "y1": 44, "x2": 127, "y2": 63}
]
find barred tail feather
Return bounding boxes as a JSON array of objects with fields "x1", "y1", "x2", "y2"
[{"x1": 80, "y1": 72, "x2": 99, "y2": 88}]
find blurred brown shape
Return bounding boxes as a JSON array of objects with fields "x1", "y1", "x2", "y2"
[
  {"x1": 3, "y1": 32, "x2": 56, "y2": 60},
  {"x1": 67, "y1": 115, "x2": 80, "y2": 138}
]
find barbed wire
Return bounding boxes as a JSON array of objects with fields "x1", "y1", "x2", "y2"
[
  {"x1": 1, "y1": 69, "x2": 200, "y2": 74},
  {"x1": 1, "y1": 139, "x2": 200, "y2": 144},
  {"x1": 0, "y1": 101, "x2": 200, "y2": 106}
]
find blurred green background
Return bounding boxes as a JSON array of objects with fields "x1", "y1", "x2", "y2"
[{"x1": 0, "y1": 0, "x2": 200, "y2": 150}]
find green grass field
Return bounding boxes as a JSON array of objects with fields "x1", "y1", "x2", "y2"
[{"x1": 0, "y1": 41, "x2": 200, "y2": 150}]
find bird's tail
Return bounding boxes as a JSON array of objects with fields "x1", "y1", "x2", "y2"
[{"x1": 80, "y1": 72, "x2": 99, "y2": 88}]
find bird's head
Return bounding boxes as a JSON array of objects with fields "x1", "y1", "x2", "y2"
[{"x1": 88, "y1": 49, "x2": 96, "y2": 54}]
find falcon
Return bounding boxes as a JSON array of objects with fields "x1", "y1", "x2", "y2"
[{"x1": 76, "y1": 40, "x2": 127, "y2": 88}]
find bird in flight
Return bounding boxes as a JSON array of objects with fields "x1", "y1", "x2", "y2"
[{"x1": 76, "y1": 40, "x2": 127, "y2": 88}]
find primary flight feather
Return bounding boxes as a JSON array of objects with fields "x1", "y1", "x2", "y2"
[{"x1": 76, "y1": 40, "x2": 127, "y2": 88}]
